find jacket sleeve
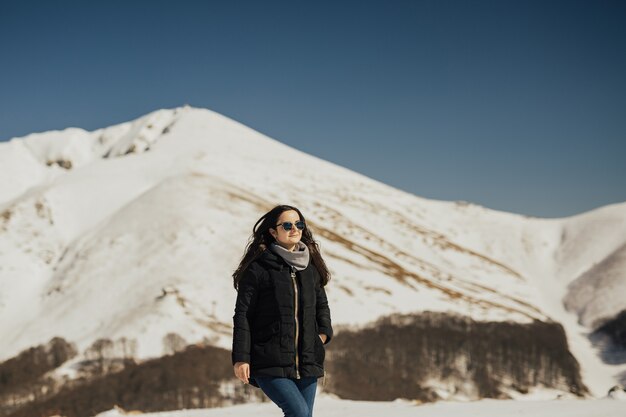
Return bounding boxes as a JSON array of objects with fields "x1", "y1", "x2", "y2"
[
  {"x1": 316, "y1": 282, "x2": 333, "y2": 345},
  {"x1": 232, "y1": 266, "x2": 258, "y2": 365}
]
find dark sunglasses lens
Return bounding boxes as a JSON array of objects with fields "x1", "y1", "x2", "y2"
[
  {"x1": 282, "y1": 222, "x2": 293, "y2": 230},
  {"x1": 295, "y1": 221, "x2": 305, "y2": 230}
]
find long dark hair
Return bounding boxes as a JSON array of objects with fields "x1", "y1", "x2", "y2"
[{"x1": 233, "y1": 204, "x2": 331, "y2": 290}]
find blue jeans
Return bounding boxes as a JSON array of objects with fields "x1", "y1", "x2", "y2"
[{"x1": 253, "y1": 376, "x2": 317, "y2": 417}]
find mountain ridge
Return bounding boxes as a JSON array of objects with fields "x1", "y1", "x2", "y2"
[{"x1": 1, "y1": 106, "x2": 624, "y2": 400}]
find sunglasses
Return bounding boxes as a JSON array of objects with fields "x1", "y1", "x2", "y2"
[{"x1": 275, "y1": 221, "x2": 306, "y2": 231}]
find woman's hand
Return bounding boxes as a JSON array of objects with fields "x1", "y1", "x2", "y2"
[
  {"x1": 318, "y1": 333, "x2": 328, "y2": 343},
  {"x1": 234, "y1": 361, "x2": 250, "y2": 384}
]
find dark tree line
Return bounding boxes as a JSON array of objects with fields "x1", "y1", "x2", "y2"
[
  {"x1": 0, "y1": 337, "x2": 76, "y2": 415},
  {"x1": 324, "y1": 311, "x2": 589, "y2": 401},
  {"x1": 1, "y1": 312, "x2": 591, "y2": 416},
  {"x1": 4, "y1": 342, "x2": 265, "y2": 417}
]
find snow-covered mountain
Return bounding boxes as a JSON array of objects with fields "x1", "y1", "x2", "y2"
[{"x1": 1, "y1": 106, "x2": 625, "y2": 413}]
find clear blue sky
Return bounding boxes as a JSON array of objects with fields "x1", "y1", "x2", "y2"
[{"x1": 1, "y1": 0, "x2": 624, "y2": 218}]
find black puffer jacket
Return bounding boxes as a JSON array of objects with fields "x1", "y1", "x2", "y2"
[{"x1": 232, "y1": 248, "x2": 333, "y2": 388}]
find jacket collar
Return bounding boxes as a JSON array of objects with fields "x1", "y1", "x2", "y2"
[{"x1": 256, "y1": 247, "x2": 289, "y2": 271}]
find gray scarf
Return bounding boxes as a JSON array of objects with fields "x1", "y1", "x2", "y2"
[{"x1": 270, "y1": 241, "x2": 310, "y2": 271}]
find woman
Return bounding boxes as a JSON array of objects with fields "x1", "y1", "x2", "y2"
[{"x1": 232, "y1": 204, "x2": 333, "y2": 417}]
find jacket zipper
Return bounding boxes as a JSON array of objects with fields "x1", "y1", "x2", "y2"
[{"x1": 290, "y1": 266, "x2": 301, "y2": 379}]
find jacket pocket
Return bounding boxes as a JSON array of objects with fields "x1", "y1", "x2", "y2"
[
  {"x1": 253, "y1": 321, "x2": 280, "y2": 344},
  {"x1": 314, "y1": 322, "x2": 325, "y2": 364},
  {"x1": 251, "y1": 321, "x2": 282, "y2": 368}
]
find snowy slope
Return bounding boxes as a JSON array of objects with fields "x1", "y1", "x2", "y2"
[
  {"x1": 93, "y1": 392, "x2": 626, "y2": 417},
  {"x1": 1, "y1": 106, "x2": 625, "y2": 397}
]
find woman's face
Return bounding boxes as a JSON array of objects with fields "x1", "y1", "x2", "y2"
[{"x1": 270, "y1": 210, "x2": 303, "y2": 250}]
